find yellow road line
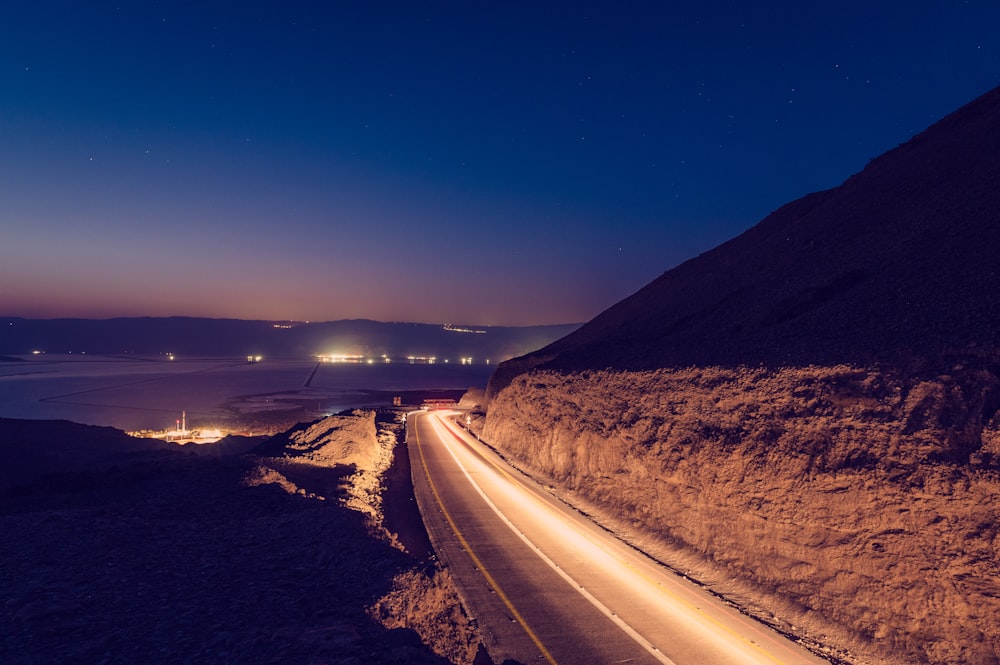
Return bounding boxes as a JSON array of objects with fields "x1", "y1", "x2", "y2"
[
  {"x1": 413, "y1": 415, "x2": 559, "y2": 665},
  {"x1": 436, "y1": 415, "x2": 809, "y2": 665}
]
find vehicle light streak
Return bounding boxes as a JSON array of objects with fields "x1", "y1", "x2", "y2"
[
  {"x1": 428, "y1": 412, "x2": 821, "y2": 665},
  {"x1": 428, "y1": 414, "x2": 679, "y2": 664},
  {"x1": 413, "y1": 415, "x2": 559, "y2": 664}
]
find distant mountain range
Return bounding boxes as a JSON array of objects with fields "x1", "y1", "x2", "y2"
[{"x1": 0, "y1": 316, "x2": 579, "y2": 363}]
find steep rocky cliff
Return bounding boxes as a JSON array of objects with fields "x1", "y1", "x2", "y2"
[{"x1": 483, "y1": 85, "x2": 1000, "y2": 665}]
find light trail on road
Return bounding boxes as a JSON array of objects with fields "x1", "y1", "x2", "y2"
[{"x1": 410, "y1": 410, "x2": 830, "y2": 665}]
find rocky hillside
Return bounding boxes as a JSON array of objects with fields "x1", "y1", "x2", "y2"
[
  {"x1": 491, "y1": 85, "x2": 1000, "y2": 385},
  {"x1": 1, "y1": 414, "x2": 481, "y2": 664},
  {"x1": 483, "y1": 85, "x2": 1000, "y2": 665}
]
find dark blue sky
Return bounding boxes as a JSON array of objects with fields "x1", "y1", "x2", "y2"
[{"x1": 2, "y1": 1, "x2": 999, "y2": 325}]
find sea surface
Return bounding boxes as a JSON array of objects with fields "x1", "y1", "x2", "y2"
[{"x1": 0, "y1": 354, "x2": 494, "y2": 432}]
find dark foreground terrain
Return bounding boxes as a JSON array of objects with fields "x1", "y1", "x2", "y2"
[{"x1": 0, "y1": 416, "x2": 480, "y2": 664}]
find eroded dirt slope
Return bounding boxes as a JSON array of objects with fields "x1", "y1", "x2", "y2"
[{"x1": 483, "y1": 368, "x2": 1000, "y2": 665}]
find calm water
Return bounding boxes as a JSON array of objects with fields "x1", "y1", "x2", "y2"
[{"x1": 0, "y1": 354, "x2": 494, "y2": 432}]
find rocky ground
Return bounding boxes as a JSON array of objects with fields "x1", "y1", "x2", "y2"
[
  {"x1": 481, "y1": 366, "x2": 1000, "y2": 665},
  {"x1": 0, "y1": 413, "x2": 482, "y2": 664}
]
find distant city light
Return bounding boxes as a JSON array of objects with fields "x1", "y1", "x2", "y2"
[
  {"x1": 443, "y1": 324, "x2": 487, "y2": 334},
  {"x1": 317, "y1": 354, "x2": 365, "y2": 363},
  {"x1": 247, "y1": 355, "x2": 263, "y2": 363},
  {"x1": 312, "y1": 352, "x2": 486, "y2": 365}
]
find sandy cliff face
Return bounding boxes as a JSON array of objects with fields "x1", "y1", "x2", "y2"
[{"x1": 483, "y1": 367, "x2": 1000, "y2": 664}]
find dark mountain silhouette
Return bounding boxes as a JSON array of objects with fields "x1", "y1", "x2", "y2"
[
  {"x1": 493, "y1": 84, "x2": 1000, "y2": 389},
  {"x1": 0, "y1": 317, "x2": 578, "y2": 363}
]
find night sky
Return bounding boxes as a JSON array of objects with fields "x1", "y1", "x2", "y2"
[{"x1": 2, "y1": 2, "x2": 998, "y2": 326}]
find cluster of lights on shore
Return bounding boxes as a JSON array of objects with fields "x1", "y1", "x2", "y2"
[
  {"x1": 316, "y1": 353, "x2": 484, "y2": 365},
  {"x1": 27, "y1": 351, "x2": 484, "y2": 365}
]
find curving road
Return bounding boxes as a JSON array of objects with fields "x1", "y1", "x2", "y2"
[{"x1": 407, "y1": 410, "x2": 831, "y2": 665}]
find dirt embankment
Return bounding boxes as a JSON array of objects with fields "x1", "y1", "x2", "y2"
[
  {"x1": 482, "y1": 367, "x2": 1000, "y2": 665},
  {"x1": 1, "y1": 412, "x2": 480, "y2": 664}
]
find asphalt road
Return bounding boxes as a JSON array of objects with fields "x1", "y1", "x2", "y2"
[{"x1": 407, "y1": 410, "x2": 832, "y2": 665}]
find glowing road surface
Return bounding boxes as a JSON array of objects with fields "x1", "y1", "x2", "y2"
[{"x1": 408, "y1": 410, "x2": 831, "y2": 665}]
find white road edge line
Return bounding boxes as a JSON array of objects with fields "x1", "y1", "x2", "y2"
[{"x1": 429, "y1": 414, "x2": 678, "y2": 665}]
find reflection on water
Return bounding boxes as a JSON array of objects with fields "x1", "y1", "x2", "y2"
[{"x1": 0, "y1": 355, "x2": 494, "y2": 432}]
